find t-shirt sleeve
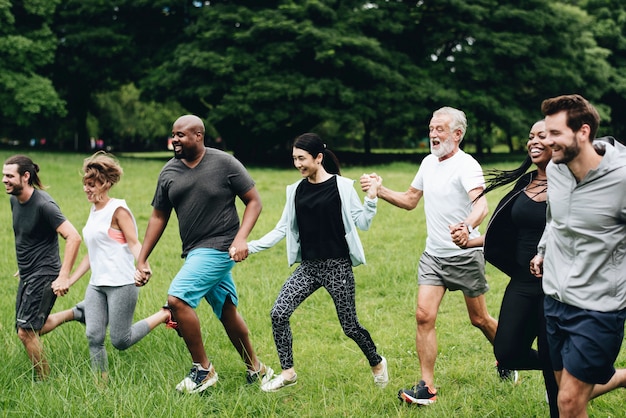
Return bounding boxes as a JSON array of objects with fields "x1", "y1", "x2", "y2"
[
  {"x1": 461, "y1": 157, "x2": 485, "y2": 193},
  {"x1": 42, "y1": 200, "x2": 67, "y2": 231},
  {"x1": 226, "y1": 156, "x2": 255, "y2": 195}
]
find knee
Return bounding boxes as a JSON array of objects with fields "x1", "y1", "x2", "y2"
[
  {"x1": 415, "y1": 307, "x2": 436, "y2": 328},
  {"x1": 167, "y1": 295, "x2": 186, "y2": 312},
  {"x1": 111, "y1": 337, "x2": 131, "y2": 351},
  {"x1": 557, "y1": 391, "x2": 584, "y2": 416},
  {"x1": 17, "y1": 327, "x2": 35, "y2": 344},
  {"x1": 270, "y1": 307, "x2": 290, "y2": 325}
]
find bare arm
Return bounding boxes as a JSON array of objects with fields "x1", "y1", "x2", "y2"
[
  {"x1": 135, "y1": 208, "x2": 170, "y2": 286},
  {"x1": 50, "y1": 220, "x2": 82, "y2": 296},
  {"x1": 229, "y1": 186, "x2": 262, "y2": 262},
  {"x1": 360, "y1": 173, "x2": 422, "y2": 210},
  {"x1": 450, "y1": 187, "x2": 489, "y2": 248}
]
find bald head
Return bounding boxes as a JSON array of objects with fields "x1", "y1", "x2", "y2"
[{"x1": 174, "y1": 115, "x2": 205, "y2": 136}]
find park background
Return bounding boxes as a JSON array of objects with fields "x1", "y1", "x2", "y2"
[{"x1": 2, "y1": 1, "x2": 626, "y2": 417}]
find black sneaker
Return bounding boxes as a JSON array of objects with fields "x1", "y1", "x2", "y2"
[
  {"x1": 246, "y1": 362, "x2": 274, "y2": 385},
  {"x1": 497, "y1": 363, "x2": 519, "y2": 383},
  {"x1": 398, "y1": 380, "x2": 437, "y2": 405}
]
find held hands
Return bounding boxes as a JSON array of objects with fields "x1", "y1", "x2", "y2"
[
  {"x1": 529, "y1": 254, "x2": 543, "y2": 278},
  {"x1": 229, "y1": 238, "x2": 249, "y2": 262},
  {"x1": 134, "y1": 262, "x2": 152, "y2": 287},
  {"x1": 51, "y1": 276, "x2": 71, "y2": 297},
  {"x1": 360, "y1": 173, "x2": 382, "y2": 199},
  {"x1": 449, "y1": 222, "x2": 470, "y2": 249}
]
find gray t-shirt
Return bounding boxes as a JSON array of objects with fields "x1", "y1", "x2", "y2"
[
  {"x1": 10, "y1": 189, "x2": 66, "y2": 278},
  {"x1": 152, "y1": 148, "x2": 255, "y2": 257}
]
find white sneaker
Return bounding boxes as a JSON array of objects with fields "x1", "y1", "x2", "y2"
[
  {"x1": 261, "y1": 373, "x2": 298, "y2": 392},
  {"x1": 175, "y1": 363, "x2": 218, "y2": 394},
  {"x1": 373, "y1": 356, "x2": 389, "y2": 388}
]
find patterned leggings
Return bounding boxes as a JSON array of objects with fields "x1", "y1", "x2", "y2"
[{"x1": 270, "y1": 258, "x2": 382, "y2": 370}]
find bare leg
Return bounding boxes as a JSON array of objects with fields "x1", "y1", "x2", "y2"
[
  {"x1": 142, "y1": 307, "x2": 171, "y2": 331},
  {"x1": 17, "y1": 328, "x2": 49, "y2": 380},
  {"x1": 39, "y1": 309, "x2": 75, "y2": 336},
  {"x1": 416, "y1": 285, "x2": 446, "y2": 389},
  {"x1": 168, "y1": 295, "x2": 210, "y2": 369},
  {"x1": 558, "y1": 368, "x2": 593, "y2": 418},
  {"x1": 464, "y1": 294, "x2": 498, "y2": 344},
  {"x1": 590, "y1": 368, "x2": 626, "y2": 399},
  {"x1": 220, "y1": 297, "x2": 258, "y2": 371}
]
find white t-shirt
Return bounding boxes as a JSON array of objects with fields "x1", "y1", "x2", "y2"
[
  {"x1": 411, "y1": 150, "x2": 485, "y2": 257},
  {"x1": 83, "y1": 198, "x2": 136, "y2": 287}
]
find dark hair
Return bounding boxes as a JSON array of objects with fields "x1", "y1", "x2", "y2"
[
  {"x1": 3, "y1": 155, "x2": 44, "y2": 189},
  {"x1": 293, "y1": 133, "x2": 341, "y2": 175},
  {"x1": 541, "y1": 94, "x2": 600, "y2": 140}
]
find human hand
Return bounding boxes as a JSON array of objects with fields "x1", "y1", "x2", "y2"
[
  {"x1": 529, "y1": 254, "x2": 544, "y2": 278},
  {"x1": 449, "y1": 222, "x2": 469, "y2": 248},
  {"x1": 229, "y1": 238, "x2": 249, "y2": 262},
  {"x1": 134, "y1": 263, "x2": 152, "y2": 287},
  {"x1": 51, "y1": 277, "x2": 71, "y2": 297}
]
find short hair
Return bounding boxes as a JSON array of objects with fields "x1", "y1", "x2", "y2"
[
  {"x1": 3, "y1": 155, "x2": 44, "y2": 189},
  {"x1": 541, "y1": 94, "x2": 600, "y2": 140},
  {"x1": 433, "y1": 107, "x2": 467, "y2": 141},
  {"x1": 82, "y1": 151, "x2": 123, "y2": 201}
]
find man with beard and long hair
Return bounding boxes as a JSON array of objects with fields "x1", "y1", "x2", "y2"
[
  {"x1": 134, "y1": 115, "x2": 273, "y2": 394},
  {"x1": 360, "y1": 107, "x2": 512, "y2": 406},
  {"x1": 531, "y1": 94, "x2": 626, "y2": 417},
  {"x1": 2, "y1": 155, "x2": 81, "y2": 380}
]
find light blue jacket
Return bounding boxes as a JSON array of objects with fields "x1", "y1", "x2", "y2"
[{"x1": 248, "y1": 175, "x2": 377, "y2": 266}]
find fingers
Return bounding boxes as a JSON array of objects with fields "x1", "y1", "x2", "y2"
[
  {"x1": 134, "y1": 268, "x2": 152, "y2": 287},
  {"x1": 229, "y1": 246, "x2": 249, "y2": 262}
]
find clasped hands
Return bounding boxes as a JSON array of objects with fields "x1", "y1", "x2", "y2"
[{"x1": 359, "y1": 173, "x2": 382, "y2": 198}]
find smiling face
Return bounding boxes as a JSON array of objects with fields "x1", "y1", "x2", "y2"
[
  {"x1": 2, "y1": 164, "x2": 27, "y2": 196},
  {"x1": 544, "y1": 111, "x2": 582, "y2": 165},
  {"x1": 527, "y1": 121, "x2": 552, "y2": 170},
  {"x1": 428, "y1": 114, "x2": 460, "y2": 159},
  {"x1": 292, "y1": 147, "x2": 321, "y2": 180},
  {"x1": 171, "y1": 116, "x2": 204, "y2": 161},
  {"x1": 83, "y1": 177, "x2": 107, "y2": 204}
]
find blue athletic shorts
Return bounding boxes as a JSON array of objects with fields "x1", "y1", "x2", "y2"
[
  {"x1": 544, "y1": 296, "x2": 626, "y2": 384},
  {"x1": 168, "y1": 248, "x2": 238, "y2": 319},
  {"x1": 418, "y1": 250, "x2": 489, "y2": 298}
]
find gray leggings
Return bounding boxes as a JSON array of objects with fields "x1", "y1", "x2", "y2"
[{"x1": 74, "y1": 283, "x2": 150, "y2": 372}]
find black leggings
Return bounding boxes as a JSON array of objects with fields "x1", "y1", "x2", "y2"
[
  {"x1": 270, "y1": 258, "x2": 382, "y2": 370},
  {"x1": 494, "y1": 271, "x2": 559, "y2": 418}
]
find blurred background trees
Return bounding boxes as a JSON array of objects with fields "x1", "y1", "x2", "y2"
[{"x1": 1, "y1": 0, "x2": 625, "y2": 163}]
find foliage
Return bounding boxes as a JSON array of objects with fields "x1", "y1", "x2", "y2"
[{"x1": 0, "y1": 0, "x2": 66, "y2": 136}]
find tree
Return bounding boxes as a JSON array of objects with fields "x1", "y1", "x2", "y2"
[{"x1": 0, "y1": 0, "x2": 66, "y2": 142}]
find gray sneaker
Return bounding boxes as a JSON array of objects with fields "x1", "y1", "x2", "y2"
[{"x1": 246, "y1": 362, "x2": 274, "y2": 385}]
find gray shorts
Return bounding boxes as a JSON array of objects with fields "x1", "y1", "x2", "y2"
[{"x1": 418, "y1": 250, "x2": 489, "y2": 298}]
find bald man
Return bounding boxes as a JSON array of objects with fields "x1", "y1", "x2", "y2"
[{"x1": 135, "y1": 115, "x2": 272, "y2": 394}]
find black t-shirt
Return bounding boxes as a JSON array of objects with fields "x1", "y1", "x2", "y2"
[
  {"x1": 295, "y1": 176, "x2": 349, "y2": 260},
  {"x1": 11, "y1": 190, "x2": 66, "y2": 278}
]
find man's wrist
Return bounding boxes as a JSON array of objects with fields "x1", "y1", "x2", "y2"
[{"x1": 464, "y1": 223, "x2": 474, "y2": 234}]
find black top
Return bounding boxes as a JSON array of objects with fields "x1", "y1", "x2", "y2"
[{"x1": 295, "y1": 176, "x2": 349, "y2": 261}]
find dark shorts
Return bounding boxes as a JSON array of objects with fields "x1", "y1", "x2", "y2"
[
  {"x1": 418, "y1": 250, "x2": 489, "y2": 298},
  {"x1": 544, "y1": 296, "x2": 626, "y2": 385},
  {"x1": 15, "y1": 275, "x2": 57, "y2": 332}
]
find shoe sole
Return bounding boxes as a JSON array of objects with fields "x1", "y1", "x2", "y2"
[
  {"x1": 261, "y1": 380, "x2": 297, "y2": 393},
  {"x1": 398, "y1": 391, "x2": 436, "y2": 406}
]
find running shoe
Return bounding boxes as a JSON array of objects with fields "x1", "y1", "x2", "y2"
[
  {"x1": 497, "y1": 362, "x2": 519, "y2": 384},
  {"x1": 373, "y1": 356, "x2": 389, "y2": 388},
  {"x1": 398, "y1": 380, "x2": 437, "y2": 405},
  {"x1": 246, "y1": 362, "x2": 274, "y2": 385},
  {"x1": 175, "y1": 363, "x2": 218, "y2": 394},
  {"x1": 261, "y1": 373, "x2": 298, "y2": 392}
]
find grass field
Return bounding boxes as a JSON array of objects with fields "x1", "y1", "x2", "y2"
[{"x1": 0, "y1": 150, "x2": 624, "y2": 417}]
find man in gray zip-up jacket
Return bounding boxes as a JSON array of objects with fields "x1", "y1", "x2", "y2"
[{"x1": 530, "y1": 94, "x2": 626, "y2": 417}]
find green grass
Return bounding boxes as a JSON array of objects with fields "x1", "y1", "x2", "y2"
[{"x1": 1, "y1": 151, "x2": 624, "y2": 417}]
